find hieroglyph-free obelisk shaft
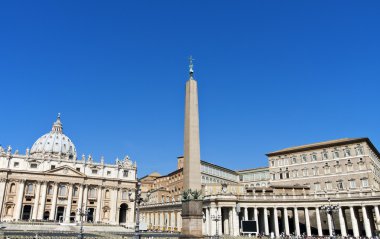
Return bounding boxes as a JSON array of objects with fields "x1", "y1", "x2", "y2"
[{"x1": 183, "y1": 65, "x2": 202, "y2": 191}]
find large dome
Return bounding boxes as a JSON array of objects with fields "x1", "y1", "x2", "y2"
[{"x1": 30, "y1": 114, "x2": 77, "y2": 159}]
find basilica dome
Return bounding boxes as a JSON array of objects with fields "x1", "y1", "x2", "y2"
[{"x1": 30, "y1": 114, "x2": 77, "y2": 159}]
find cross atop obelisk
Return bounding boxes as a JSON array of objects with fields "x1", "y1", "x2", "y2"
[{"x1": 183, "y1": 56, "x2": 202, "y2": 191}]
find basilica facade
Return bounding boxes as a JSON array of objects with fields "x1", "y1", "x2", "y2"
[{"x1": 0, "y1": 115, "x2": 137, "y2": 226}]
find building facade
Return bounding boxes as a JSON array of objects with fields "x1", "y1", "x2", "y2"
[
  {"x1": 0, "y1": 115, "x2": 137, "y2": 226},
  {"x1": 140, "y1": 138, "x2": 380, "y2": 238}
]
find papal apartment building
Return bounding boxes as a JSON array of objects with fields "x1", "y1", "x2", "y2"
[
  {"x1": 140, "y1": 137, "x2": 380, "y2": 238},
  {"x1": 0, "y1": 115, "x2": 137, "y2": 226}
]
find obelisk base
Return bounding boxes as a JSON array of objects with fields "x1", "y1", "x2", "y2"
[{"x1": 181, "y1": 199, "x2": 203, "y2": 239}]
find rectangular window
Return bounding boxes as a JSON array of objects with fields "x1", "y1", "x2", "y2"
[
  {"x1": 347, "y1": 164, "x2": 353, "y2": 172},
  {"x1": 30, "y1": 163, "x2": 38, "y2": 169},
  {"x1": 123, "y1": 170, "x2": 129, "y2": 177},
  {"x1": 344, "y1": 149, "x2": 351, "y2": 157},
  {"x1": 312, "y1": 168, "x2": 318, "y2": 176},
  {"x1": 326, "y1": 182, "x2": 332, "y2": 190},
  {"x1": 349, "y1": 180, "x2": 356, "y2": 189},
  {"x1": 302, "y1": 155, "x2": 307, "y2": 163},
  {"x1": 92, "y1": 169, "x2": 98, "y2": 174},
  {"x1": 292, "y1": 158, "x2": 297, "y2": 164},
  {"x1": 13, "y1": 162, "x2": 19, "y2": 168},
  {"x1": 356, "y1": 147, "x2": 364, "y2": 155},
  {"x1": 107, "y1": 171, "x2": 111, "y2": 176},
  {"x1": 323, "y1": 152, "x2": 328, "y2": 160},
  {"x1": 76, "y1": 167, "x2": 80, "y2": 172},
  {"x1": 314, "y1": 183, "x2": 321, "y2": 191},
  {"x1": 337, "y1": 181, "x2": 344, "y2": 190},
  {"x1": 51, "y1": 165, "x2": 56, "y2": 170},
  {"x1": 334, "y1": 151, "x2": 340, "y2": 159},
  {"x1": 312, "y1": 155, "x2": 317, "y2": 161},
  {"x1": 324, "y1": 167, "x2": 330, "y2": 174},
  {"x1": 362, "y1": 179, "x2": 369, "y2": 188},
  {"x1": 302, "y1": 169, "x2": 308, "y2": 177}
]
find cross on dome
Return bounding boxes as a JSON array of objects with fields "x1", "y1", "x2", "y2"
[{"x1": 52, "y1": 113, "x2": 63, "y2": 133}]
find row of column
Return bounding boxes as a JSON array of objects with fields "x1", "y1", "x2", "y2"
[
  {"x1": 7, "y1": 180, "x2": 114, "y2": 223},
  {"x1": 203, "y1": 205, "x2": 380, "y2": 238},
  {"x1": 141, "y1": 211, "x2": 182, "y2": 232}
]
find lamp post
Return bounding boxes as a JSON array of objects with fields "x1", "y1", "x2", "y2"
[
  {"x1": 320, "y1": 198, "x2": 339, "y2": 239},
  {"x1": 128, "y1": 181, "x2": 150, "y2": 239},
  {"x1": 76, "y1": 205, "x2": 89, "y2": 239},
  {"x1": 211, "y1": 214, "x2": 221, "y2": 238}
]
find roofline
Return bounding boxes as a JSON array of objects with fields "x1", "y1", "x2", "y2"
[
  {"x1": 201, "y1": 160, "x2": 238, "y2": 175},
  {"x1": 266, "y1": 137, "x2": 380, "y2": 157},
  {"x1": 236, "y1": 166, "x2": 269, "y2": 173}
]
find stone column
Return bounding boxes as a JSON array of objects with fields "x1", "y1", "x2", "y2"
[
  {"x1": 232, "y1": 205, "x2": 239, "y2": 236},
  {"x1": 283, "y1": 208, "x2": 289, "y2": 235},
  {"x1": 263, "y1": 207, "x2": 269, "y2": 235},
  {"x1": 109, "y1": 187, "x2": 118, "y2": 224},
  {"x1": 217, "y1": 207, "x2": 222, "y2": 235},
  {"x1": 244, "y1": 207, "x2": 248, "y2": 220},
  {"x1": 37, "y1": 181, "x2": 47, "y2": 220},
  {"x1": 327, "y1": 212, "x2": 333, "y2": 236},
  {"x1": 315, "y1": 207, "x2": 323, "y2": 236},
  {"x1": 32, "y1": 181, "x2": 41, "y2": 220},
  {"x1": 254, "y1": 207, "x2": 259, "y2": 235},
  {"x1": 95, "y1": 186, "x2": 103, "y2": 223},
  {"x1": 64, "y1": 184, "x2": 73, "y2": 222},
  {"x1": 14, "y1": 179, "x2": 25, "y2": 220},
  {"x1": 294, "y1": 207, "x2": 300, "y2": 236},
  {"x1": 362, "y1": 205, "x2": 372, "y2": 238},
  {"x1": 177, "y1": 211, "x2": 182, "y2": 231},
  {"x1": 228, "y1": 208, "x2": 233, "y2": 235},
  {"x1": 75, "y1": 185, "x2": 84, "y2": 222},
  {"x1": 0, "y1": 178, "x2": 7, "y2": 217},
  {"x1": 338, "y1": 207, "x2": 347, "y2": 237},
  {"x1": 49, "y1": 182, "x2": 58, "y2": 221},
  {"x1": 273, "y1": 207, "x2": 279, "y2": 237},
  {"x1": 304, "y1": 207, "x2": 311, "y2": 236},
  {"x1": 349, "y1": 206, "x2": 359, "y2": 237},
  {"x1": 205, "y1": 207, "x2": 210, "y2": 235},
  {"x1": 375, "y1": 205, "x2": 380, "y2": 225}
]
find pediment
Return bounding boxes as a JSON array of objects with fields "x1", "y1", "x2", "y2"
[{"x1": 45, "y1": 165, "x2": 86, "y2": 177}]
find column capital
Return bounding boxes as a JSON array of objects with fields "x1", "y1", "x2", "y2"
[{"x1": 0, "y1": 177, "x2": 8, "y2": 182}]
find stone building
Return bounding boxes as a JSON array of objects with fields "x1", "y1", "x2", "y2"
[
  {"x1": 140, "y1": 137, "x2": 380, "y2": 237},
  {"x1": 0, "y1": 115, "x2": 137, "y2": 226}
]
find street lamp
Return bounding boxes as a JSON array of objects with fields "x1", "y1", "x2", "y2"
[
  {"x1": 211, "y1": 214, "x2": 221, "y2": 238},
  {"x1": 320, "y1": 198, "x2": 340, "y2": 239},
  {"x1": 76, "y1": 205, "x2": 89, "y2": 239},
  {"x1": 128, "y1": 181, "x2": 151, "y2": 239}
]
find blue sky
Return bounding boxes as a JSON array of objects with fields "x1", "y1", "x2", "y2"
[{"x1": 0, "y1": 1, "x2": 379, "y2": 177}]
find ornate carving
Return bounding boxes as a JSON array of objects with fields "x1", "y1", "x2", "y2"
[{"x1": 0, "y1": 178, "x2": 8, "y2": 183}]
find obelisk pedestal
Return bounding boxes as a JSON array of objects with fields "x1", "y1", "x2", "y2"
[{"x1": 181, "y1": 58, "x2": 203, "y2": 239}]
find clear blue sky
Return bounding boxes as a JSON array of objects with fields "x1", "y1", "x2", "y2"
[{"x1": 1, "y1": 1, "x2": 379, "y2": 177}]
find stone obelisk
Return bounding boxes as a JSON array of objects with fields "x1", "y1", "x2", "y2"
[
  {"x1": 183, "y1": 57, "x2": 202, "y2": 191},
  {"x1": 181, "y1": 56, "x2": 203, "y2": 238}
]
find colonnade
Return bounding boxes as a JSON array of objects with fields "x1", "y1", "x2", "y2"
[
  {"x1": 2, "y1": 179, "x2": 134, "y2": 225},
  {"x1": 141, "y1": 211, "x2": 182, "y2": 232},
  {"x1": 203, "y1": 205, "x2": 380, "y2": 238}
]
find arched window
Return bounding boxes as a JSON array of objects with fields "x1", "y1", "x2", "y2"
[{"x1": 9, "y1": 183, "x2": 16, "y2": 193}]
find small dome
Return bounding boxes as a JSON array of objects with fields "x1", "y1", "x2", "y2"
[{"x1": 30, "y1": 114, "x2": 77, "y2": 159}]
